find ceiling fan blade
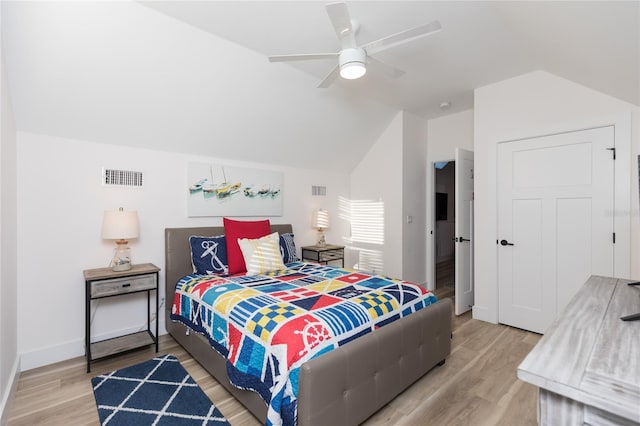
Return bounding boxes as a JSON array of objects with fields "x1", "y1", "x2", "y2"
[
  {"x1": 268, "y1": 53, "x2": 339, "y2": 62},
  {"x1": 362, "y1": 20, "x2": 442, "y2": 55},
  {"x1": 317, "y1": 65, "x2": 340, "y2": 88},
  {"x1": 367, "y1": 56, "x2": 405, "y2": 79},
  {"x1": 326, "y1": 2, "x2": 351, "y2": 38},
  {"x1": 326, "y1": 2, "x2": 357, "y2": 48}
]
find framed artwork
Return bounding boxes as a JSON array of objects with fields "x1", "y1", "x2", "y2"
[{"x1": 187, "y1": 162, "x2": 283, "y2": 217}]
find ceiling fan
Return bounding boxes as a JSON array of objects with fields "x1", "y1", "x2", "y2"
[{"x1": 268, "y1": 2, "x2": 441, "y2": 88}]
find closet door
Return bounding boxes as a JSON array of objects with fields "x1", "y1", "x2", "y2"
[{"x1": 497, "y1": 126, "x2": 614, "y2": 333}]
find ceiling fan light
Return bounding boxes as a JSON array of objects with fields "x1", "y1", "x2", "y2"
[
  {"x1": 340, "y1": 62, "x2": 366, "y2": 79},
  {"x1": 339, "y1": 48, "x2": 367, "y2": 80}
]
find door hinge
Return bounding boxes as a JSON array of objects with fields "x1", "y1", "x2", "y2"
[
  {"x1": 613, "y1": 232, "x2": 616, "y2": 244},
  {"x1": 606, "y1": 147, "x2": 616, "y2": 160}
]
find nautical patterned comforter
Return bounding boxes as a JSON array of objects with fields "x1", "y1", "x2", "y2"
[{"x1": 170, "y1": 262, "x2": 438, "y2": 426}]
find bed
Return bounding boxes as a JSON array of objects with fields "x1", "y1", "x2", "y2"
[{"x1": 165, "y1": 224, "x2": 452, "y2": 425}]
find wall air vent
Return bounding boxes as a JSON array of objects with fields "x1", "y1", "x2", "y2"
[
  {"x1": 103, "y1": 168, "x2": 143, "y2": 188},
  {"x1": 312, "y1": 185, "x2": 327, "y2": 196}
]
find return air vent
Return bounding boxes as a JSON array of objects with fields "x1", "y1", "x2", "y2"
[
  {"x1": 312, "y1": 185, "x2": 327, "y2": 196},
  {"x1": 103, "y1": 168, "x2": 143, "y2": 188}
]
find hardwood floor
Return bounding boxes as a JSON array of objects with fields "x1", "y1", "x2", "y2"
[
  {"x1": 8, "y1": 292, "x2": 540, "y2": 425},
  {"x1": 434, "y1": 260, "x2": 455, "y2": 304},
  {"x1": 436, "y1": 259, "x2": 455, "y2": 290}
]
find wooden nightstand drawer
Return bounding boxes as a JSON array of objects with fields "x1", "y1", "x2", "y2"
[
  {"x1": 320, "y1": 249, "x2": 343, "y2": 261},
  {"x1": 90, "y1": 273, "x2": 156, "y2": 298},
  {"x1": 301, "y1": 245, "x2": 345, "y2": 267}
]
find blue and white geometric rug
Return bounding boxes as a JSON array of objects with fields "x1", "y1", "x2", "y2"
[{"x1": 91, "y1": 354, "x2": 230, "y2": 425}]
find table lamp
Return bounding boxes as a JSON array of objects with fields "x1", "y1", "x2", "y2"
[
  {"x1": 312, "y1": 209, "x2": 329, "y2": 247},
  {"x1": 102, "y1": 207, "x2": 139, "y2": 271}
]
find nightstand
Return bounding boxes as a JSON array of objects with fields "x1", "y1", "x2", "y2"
[
  {"x1": 84, "y1": 263, "x2": 160, "y2": 372},
  {"x1": 301, "y1": 244, "x2": 345, "y2": 267}
]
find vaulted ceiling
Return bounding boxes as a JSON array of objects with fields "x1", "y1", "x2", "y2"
[{"x1": 2, "y1": 1, "x2": 638, "y2": 172}]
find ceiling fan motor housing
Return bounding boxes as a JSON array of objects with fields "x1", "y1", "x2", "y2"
[{"x1": 339, "y1": 48, "x2": 367, "y2": 79}]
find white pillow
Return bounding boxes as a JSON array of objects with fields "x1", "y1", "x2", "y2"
[{"x1": 237, "y1": 232, "x2": 286, "y2": 276}]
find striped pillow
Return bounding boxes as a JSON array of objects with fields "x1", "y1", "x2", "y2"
[
  {"x1": 279, "y1": 232, "x2": 299, "y2": 263},
  {"x1": 238, "y1": 232, "x2": 286, "y2": 276}
]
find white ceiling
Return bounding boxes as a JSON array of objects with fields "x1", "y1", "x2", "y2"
[
  {"x1": 2, "y1": 1, "x2": 639, "y2": 172},
  {"x1": 143, "y1": 0, "x2": 640, "y2": 115}
]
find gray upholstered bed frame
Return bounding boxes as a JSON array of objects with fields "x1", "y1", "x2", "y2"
[{"x1": 165, "y1": 225, "x2": 452, "y2": 425}]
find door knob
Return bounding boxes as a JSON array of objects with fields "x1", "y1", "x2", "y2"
[
  {"x1": 500, "y1": 239, "x2": 514, "y2": 246},
  {"x1": 458, "y1": 237, "x2": 471, "y2": 242}
]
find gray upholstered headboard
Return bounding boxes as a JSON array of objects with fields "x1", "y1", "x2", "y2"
[{"x1": 164, "y1": 224, "x2": 293, "y2": 315}]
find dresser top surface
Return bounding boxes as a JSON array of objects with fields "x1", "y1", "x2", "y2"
[{"x1": 518, "y1": 275, "x2": 640, "y2": 421}]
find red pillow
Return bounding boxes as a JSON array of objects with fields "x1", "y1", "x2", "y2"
[{"x1": 224, "y1": 218, "x2": 271, "y2": 274}]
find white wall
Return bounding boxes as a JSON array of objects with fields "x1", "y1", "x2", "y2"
[
  {"x1": 402, "y1": 112, "x2": 428, "y2": 284},
  {"x1": 474, "y1": 70, "x2": 639, "y2": 324},
  {"x1": 16, "y1": 132, "x2": 350, "y2": 370},
  {"x1": 0, "y1": 34, "x2": 19, "y2": 422},
  {"x1": 427, "y1": 110, "x2": 475, "y2": 162},
  {"x1": 348, "y1": 111, "x2": 428, "y2": 283},
  {"x1": 426, "y1": 109, "x2": 474, "y2": 288},
  {"x1": 350, "y1": 112, "x2": 403, "y2": 278}
]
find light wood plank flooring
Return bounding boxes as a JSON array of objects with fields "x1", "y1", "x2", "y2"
[
  {"x1": 434, "y1": 260, "x2": 455, "y2": 302},
  {"x1": 436, "y1": 259, "x2": 455, "y2": 290},
  {"x1": 8, "y1": 292, "x2": 540, "y2": 425}
]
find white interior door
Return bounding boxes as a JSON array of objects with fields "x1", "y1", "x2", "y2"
[
  {"x1": 497, "y1": 126, "x2": 615, "y2": 333},
  {"x1": 455, "y1": 148, "x2": 474, "y2": 315}
]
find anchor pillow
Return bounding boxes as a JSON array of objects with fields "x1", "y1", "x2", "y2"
[{"x1": 189, "y1": 235, "x2": 229, "y2": 275}]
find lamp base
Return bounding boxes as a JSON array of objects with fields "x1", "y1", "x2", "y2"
[
  {"x1": 111, "y1": 240, "x2": 132, "y2": 271},
  {"x1": 112, "y1": 261, "x2": 132, "y2": 272},
  {"x1": 317, "y1": 229, "x2": 326, "y2": 247}
]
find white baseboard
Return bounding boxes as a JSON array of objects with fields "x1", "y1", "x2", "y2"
[
  {"x1": 0, "y1": 355, "x2": 20, "y2": 426},
  {"x1": 20, "y1": 321, "x2": 169, "y2": 371},
  {"x1": 20, "y1": 337, "x2": 85, "y2": 372}
]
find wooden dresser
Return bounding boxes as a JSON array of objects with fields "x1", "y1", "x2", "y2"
[{"x1": 518, "y1": 275, "x2": 640, "y2": 425}]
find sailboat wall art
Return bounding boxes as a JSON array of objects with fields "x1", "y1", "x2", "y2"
[{"x1": 187, "y1": 162, "x2": 283, "y2": 217}]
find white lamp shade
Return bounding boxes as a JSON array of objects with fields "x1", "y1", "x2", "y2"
[
  {"x1": 312, "y1": 209, "x2": 330, "y2": 229},
  {"x1": 102, "y1": 208, "x2": 139, "y2": 240}
]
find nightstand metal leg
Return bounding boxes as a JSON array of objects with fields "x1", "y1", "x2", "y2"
[
  {"x1": 155, "y1": 280, "x2": 159, "y2": 352},
  {"x1": 86, "y1": 283, "x2": 91, "y2": 373}
]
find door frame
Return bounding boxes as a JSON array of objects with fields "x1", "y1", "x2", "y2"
[{"x1": 486, "y1": 113, "x2": 632, "y2": 324}]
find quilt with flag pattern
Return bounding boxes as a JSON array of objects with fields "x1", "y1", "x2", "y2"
[{"x1": 170, "y1": 262, "x2": 438, "y2": 426}]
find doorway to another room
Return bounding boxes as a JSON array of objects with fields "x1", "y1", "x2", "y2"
[
  {"x1": 434, "y1": 161, "x2": 455, "y2": 298},
  {"x1": 430, "y1": 148, "x2": 474, "y2": 315}
]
